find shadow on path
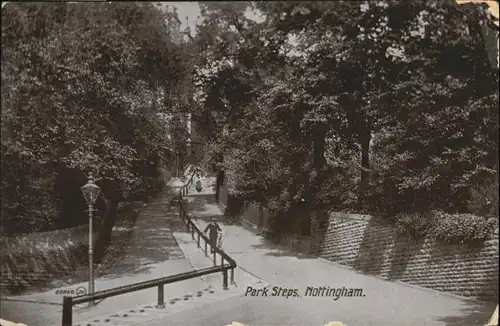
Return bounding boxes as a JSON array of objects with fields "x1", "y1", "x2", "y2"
[
  {"x1": 437, "y1": 299, "x2": 497, "y2": 326},
  {"x1": 186, "y1": 194, "x2": 240, "y2": 226},
  {"x1": 249, "y1": 242, "x2": 315, "y2": 260},
  {"x1": 187, "y1": 194, "x2": 314, "y2": 260},
  {"x1": 97, "y1": 190, "x2": 187, "y2": 280}
]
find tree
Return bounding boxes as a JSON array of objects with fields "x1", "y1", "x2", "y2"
[
  {"x1": 1, "y1": 3, "x2": 192, "y2": 255},
  {"x1": 194, "y1": 0, "x2": 498, "y2": 232}
]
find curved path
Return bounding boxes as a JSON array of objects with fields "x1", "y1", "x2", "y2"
[
  {"x1": 2, "y1": 178, "x2": 495, "y2": 326},
  {"x1": 141, "y1": 193, "x2": 497, "y2": 326},
  {"x1": 1, "y1": 189, "x2": 201, "y2": 326}
]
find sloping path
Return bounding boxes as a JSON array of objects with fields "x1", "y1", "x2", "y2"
[
  {"x1": 95, "y1": 190, "x2": 185, "y2": 278},
  {"x1": 0, "y1": 189, "x2": 201, "y2": 326},
  {"x1": 74, "y1": 186, "x2": 265, "y2": 325},
  {"x1": 76, "y1": 174, "x2": 496, "y2": 325},
  {"x1": 144, "y1": 193, "x2": 496, "y2": 326},
  {"x1": 77, "y1": 221, "x2": 266, "y2": 326},
  {"x1": 5, "y1": 173, "x2": 495, "y2": 326}
]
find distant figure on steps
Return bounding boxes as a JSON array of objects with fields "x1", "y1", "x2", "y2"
[{"x1": 195, "y1": 174, "x2": 202, "y2": 192}]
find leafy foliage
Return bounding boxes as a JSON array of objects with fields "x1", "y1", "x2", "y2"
[
  {"x1": 394, "y1": 211, "x2": 498, "y2": 244},
  {"x1": 1, "y1": 3, "x2": 192, "y2": 235},
  {"x1": 194, "y1": 0, "x2": 499, "y2": 239}
]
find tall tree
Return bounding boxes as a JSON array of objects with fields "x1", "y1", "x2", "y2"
[
  {"x1": 1, "y1": 3, "x2": 192, "y2": 255},
  {"x1": 193, "y1": 0, "x2": 498, "y2": 232}
]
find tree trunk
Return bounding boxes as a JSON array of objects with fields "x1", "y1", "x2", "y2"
[
  {"x1": 310, "y1": 126, "x2": 327, "y2": 204},
  {"x1": 94, "y1": 197, "x2": 120, "y2": 263},
  {"x1": 215, "y1": 176, "x2": 220, "y2": 202},
  {"x1": 359, "y1": 130, "x2": 371, "y2": 209},
  {"x1": 313, "y1": 133, "x2": 327, "y2": 172},
  {"x1": 225, "y1": 194, "x2": 243, "y2": 218},
  {"x1": 215, "y1": 170, "x2": 225, "y2": 202},
  {"x1": 303, "y1": 126, "x2": 327, "y2": 234}
]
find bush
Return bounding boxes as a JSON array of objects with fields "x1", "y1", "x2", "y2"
[
  {"x1": 394, "y1": 212, "x2": 431, "y2": 238},
  {"x1": 393, "y1": 211, "x2": 497, "y2": 244},
  {"x1": 467, "y1": 178, "x2": 499, "y2": 217},
  {"x1": 430, "y1": 211, "x2": 497, "y2": 244}
]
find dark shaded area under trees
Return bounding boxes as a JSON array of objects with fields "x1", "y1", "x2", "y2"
[
  {"x1": 1, "y1": 1, "x2": 497, "y2": 250},
  {"x1": 193, "y1": 1, "x2": 498, "y2": 243},
  {"x1": 1, "y1": 3, "x2": 195, "y2": 260}
]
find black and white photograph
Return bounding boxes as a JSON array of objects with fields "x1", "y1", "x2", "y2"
[{"x1": 0, "y1": 1, "x2": 499, "y2": 325}]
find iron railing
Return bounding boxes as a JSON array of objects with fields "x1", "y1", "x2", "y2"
[
  {"x1": 61, "y1": 167, "x2": 237, "y2": 326},
  {"x1": 177, "y1": 167, "x2": 236, "y2": 278},
  {"x1": 178, "y1": 198, "x2": 237, "y2": 276},
  {"x1": 180, "y1": 166, "x2": 200, "y2": 197},
  {"x1": 61, "y1": 265, "x2": 232, "y2": 325}
]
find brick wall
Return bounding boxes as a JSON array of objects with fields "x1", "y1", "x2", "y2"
[
  {"x1": 311, "y1": 212, "x2": 499, "y2": 302},
  {"x1": 0, "y1": 226, "x2": 90, "y2": 295},
  {"x1": 1, "y1": 203, "x2": 139, "y2": 295},
  {"x1": 218, "y1": 185, "x2": 499, "y2": 302}
]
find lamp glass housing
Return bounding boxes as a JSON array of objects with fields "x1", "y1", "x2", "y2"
[
  {"x1": 81, "y1": 179, "x2": 101, "y2": 205},
  {"x1": 168, "y1": 177, "x2": 184, "y2": 195}
]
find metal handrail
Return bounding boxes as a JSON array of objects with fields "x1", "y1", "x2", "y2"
[
  {"x1": 176, "y1": 167, "x2": 237, "y2": 273},
  {"x1": 178, "y1": 200, "x2": 237, "y2": 268},
  {"x1": 179, "y1": 166, "x2": 201, "y2": 196},
  {"x1": 61, "y1": 167, "x2": 238, "y2": 326},
  {"x1": 61, "y1": 265, "x2": 231, "y2": 325},
  {"x1": 71, "y1": 266, "x2": 229, "y2": 305}
]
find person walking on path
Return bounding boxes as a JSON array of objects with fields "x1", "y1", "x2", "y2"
[
  {"x1": 195, "y1": 174, "x2": 203, "y2": 193},
  {"x1": 204, "y1": 219, "x2": 222, "y2": 253}
]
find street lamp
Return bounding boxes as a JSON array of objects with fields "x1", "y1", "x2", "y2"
[
  {"x1": 167, "y1": 176, "x2": 184, "y2": 198},
  {"x1": 81, "y1": 173, "x2": 101, "y2": 305}
]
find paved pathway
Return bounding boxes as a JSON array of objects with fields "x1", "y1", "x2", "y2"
[
  {"x1": 2, "y1": 174, "x2": 496, "y2": 326},
  {"x1": 76, "y1": 225, "x2": 266, "y2": 326},
  {"x1": 141, "y1": 193, "x2": 497, "y2": 326},
  {"x1": 0, "y1": 173, "x2": 262, "y2": 326},
  {"x1": 0, "y1": 189, "x2": 196, "y2": 326}
]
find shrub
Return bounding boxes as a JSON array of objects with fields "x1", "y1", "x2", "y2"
[
  {"x1": 430, "y1": 211, "x2": 497, "y2": 244},
  {"x1": 394, "y1": 212, "x2": 431, "y2": 238},
  {"x1": 393, "y1": 210, "x2": 497, "y2": 244}
]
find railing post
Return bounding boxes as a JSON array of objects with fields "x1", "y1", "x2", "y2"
[
  {"x1": 179, "y1": 202, "x2": 183, "y2": 221},
  {"x1": 156, "y1": 284, "x2": 165, "y2": 309},
  {"x1": 62, "y1": 296, "x2": 73, "y2": 326},
  {"x1": 222, "y1": 268, "x2": 228, "y2": 290},
  {"x1": 197, "y1": 233, "x2": 200, "y2": 248},
  {"x1": 186, "y1": 220, "x2": 190, "y2": 232},
  {"x1": 230, "y1": 267, "x2": 235, "y2": 285},
  {"x1": 191, "y1": 227, "x2": 195, "y2": 240},
  {"x1": 204, "y1": 240, "x2": 208, "y2": 256},
  {"x1": 221, "y1": 257, "x2": 224, "y2": 267}
]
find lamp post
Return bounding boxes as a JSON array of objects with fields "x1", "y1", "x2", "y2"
[
  {"x1": 81, "y1": 173, "x2": 101, "y2": 306},
  {"x1": 167, "y1": 176, "x2": 184, "y2": 199}
]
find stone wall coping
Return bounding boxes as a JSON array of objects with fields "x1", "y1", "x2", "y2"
[{"x1": 328, "y1": 212, "x2": 373, "y2": 222}]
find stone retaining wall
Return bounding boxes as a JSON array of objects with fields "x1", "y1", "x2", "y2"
[
  {"x1": 0, "y1": 226, "x2": 90, "y2": 295},
  {"x1": 222, "y1": 193, "x2": 499, "y2": 302},
  {"x1": 1, "y1": 203, "x2": 139, "y2": 295},
  {"x1": 310, "y1": 213, "x2": 499, "y2": 302}
]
